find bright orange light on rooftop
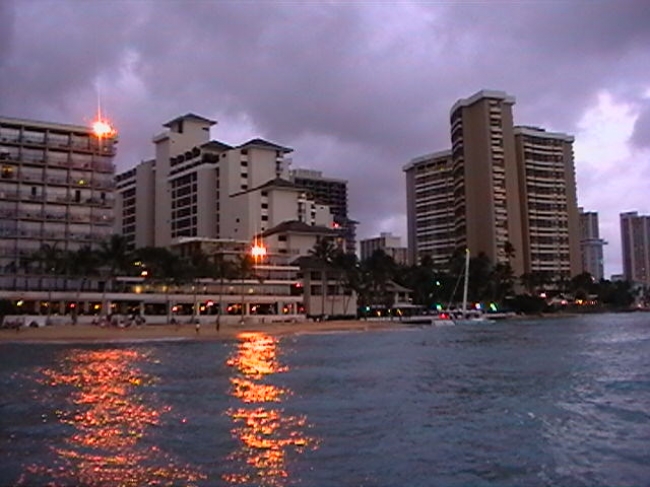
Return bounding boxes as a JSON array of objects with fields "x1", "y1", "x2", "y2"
[{"x1": 92, "y1": 119, "x2": 116, "y2": 139}]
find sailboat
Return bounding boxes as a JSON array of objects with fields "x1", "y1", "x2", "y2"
[{"x1": 452, "y1": 248, "x2": 493, "y2": 325}]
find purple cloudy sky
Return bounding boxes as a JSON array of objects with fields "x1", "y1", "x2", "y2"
[{"x1": 1, "y1": 0, "x2": 649, "y2": 276}]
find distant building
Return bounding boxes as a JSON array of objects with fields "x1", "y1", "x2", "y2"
[
  {"x1": 404, "y1": 90, "x2": 581, "y2": 284},
  {"x1": 579, "y1": 208, "x2": 606, "y2": 280},
  {"x1": 620, "y1": 211, "x2": 650, "y2": 284},
  {"x1": 289, "y1": 168, "x2": 357, "y2": 255},
  {"x1": 360, "y1": 232, "x2": 408, "y2": 265},
  {"x1": 115, "y1": 114, "x2": 336, "y2": 252},
  {"x1": 403, "y1": 150, "x2": 454, "y2": 267},
  {"x1": 0, "y1": 115, "x2": 117, "y2": 287}
]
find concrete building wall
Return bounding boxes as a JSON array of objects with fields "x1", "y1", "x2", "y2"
[
  {"x1": 620, "y1": 211, "x2": 650, "y2": 284},
  {"x1": 403, "y1": 150, "x2": 454, "y2": 267},
  {"x1": 0, "y1": 116, "x2": 117, "y2": 283},
  {"x1": 579, "y1": 208, "x2": 605, "y2": 280},
  {"x1": 449, "y1": 90, "x2": 524, "y2": 276},
  {"x1": 360, "y1": 232, "x2": 408, "y2": 265},
  {"x1": 514, "y1": 126, "x2": 579, "y2": 281}
]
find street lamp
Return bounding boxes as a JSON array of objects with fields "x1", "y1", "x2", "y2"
[{"x1": 240, "y1": 237, "x2": 266, "y2": 324}]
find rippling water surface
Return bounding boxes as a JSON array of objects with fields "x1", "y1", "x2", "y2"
[{"x1": 1, "y1": 313, "x2": 649, "y2": 486}]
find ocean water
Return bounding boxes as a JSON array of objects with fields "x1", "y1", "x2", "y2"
[{"x1": 1, "y1": 313, "x2": 649, "y2": 487}]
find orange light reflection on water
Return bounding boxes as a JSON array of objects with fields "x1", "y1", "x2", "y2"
[
  {"x1": 21, "y1": 348, "x2": 205, "y2": 487},
  {"x1": 224, "y1": 332, "x2": 318, "y2": 486}
]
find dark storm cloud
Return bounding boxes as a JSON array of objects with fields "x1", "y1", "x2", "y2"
[
  {"x1": 631, "y1": 102, "x2": 650, "y2": 149},
  {"x1": 1, "y1": 0, "x2": 649, "y2": 273}
]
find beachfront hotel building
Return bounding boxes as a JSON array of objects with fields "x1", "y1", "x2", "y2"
[
  {"x1": 620, "y1": 211, "x2": 650, "y2": 285},
  {"x1": 114, "y1": 114, "x2": 336, "y2": 249},
  {"x1": 579, "y1": 208, "x2": 606, "y2": 280},
  {"x1": 404, "y1": 90, "x2": 581, "y2": 282},
  {"x1": 0, "y1": 115, "x2": 117, "y2": 288},
  {"x1": 289, "y1": 168, "x2": 357, "y2": 255},
  {"x1": 112, "y1": 113, "x2": 355, "y2": 320},
  {"x1": 514, "y1": 125, "x2": 581, "y2": 281},
  {"x1": 360, "y1": 232, "x2": 408, "y2": 265},
  {"x1": 403, "y1": 150, "x2": 454, "y2": 267},
  {"x1": 448, "y1": 90, "x2": 525, "y2": 276}
]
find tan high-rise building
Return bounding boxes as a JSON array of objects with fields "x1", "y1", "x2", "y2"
[
  {"x1": 579, "y1": 208, "x2": 606, "y2": 280},
  {"x1": 620, "y1": 211, "x2": 650, "y2": 284},
  {"x1": 514, "y1": 126, "x2": 580, "y2": 281},
  {"x1": 449, "y1": 90, "x2": 524, "y2": 276},
  {"x1": 405, "y1": 90, "x2": 581, "y2": 283},
  {"x1": 403, "y1": 150, "x2": 454, "y2": 266}
]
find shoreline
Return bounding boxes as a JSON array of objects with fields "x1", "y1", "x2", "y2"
[{"x1": 0, "y1": 320, "x2": 406, "y2": 344}]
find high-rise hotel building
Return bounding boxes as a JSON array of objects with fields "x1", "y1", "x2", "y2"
[
  {"x1": 403, "y1": 150, "x2": 454, "y2": 267},
  {"x1": 289, "y1": 168, "x2": 357, "y2": 255},
  {"x1": 514, "y1": 126, "x2": 580, "y2": 280},
  {"x1": 620, "y1": 211, "x2": 650, "y2": 285},
  {"x1": 405, "y1": 90, "x2": 580, "y2": 282},
  {"x1": 448, "y1": 91, "x2": 525, "y2": 276},
  {"x1": 0, "y1": 116, "x2": 117, "y2": 286},
  {"x1": 115, "y1": 114, "x2": 336, "y2": 251},
  {"x1": 579, "y1": 208, "x2": 606, "y2": 280}
]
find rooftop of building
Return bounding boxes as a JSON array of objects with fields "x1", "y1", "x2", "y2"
[
  {"x1": 403, "y1": 149, "x2": 452, "y2": 171},
  {"x1": 202, "y1": 140, "x2": 233, "y2": 151},
  {"x1": 450, "y1": 89, "x2": 516, "y2": 116},
  {"x1": 162, "y1": 113, "x2": 216, "y2": 128},
  {"x1": 514, "y1": 125, "x2": 574, "y2": 142},
  {"x1": 261, "y1": 220, "x2": 341, "y2": 238},
  {"x1": 290, "y1": 167, "x2": 347, "y2": 183},
  {"x1": 237, "y1": 138, "x2": 293, "y2": 153},
  {"x1": 0, "y1": 115, "x2": 101, "y2": 135}
]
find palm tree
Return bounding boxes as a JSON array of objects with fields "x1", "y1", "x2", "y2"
[
  {"x1": 66, "y1": 245, "x2": 100, "y2": 316},
  {"x1": 308, "y1": 237, "x2": 339, "y2": 318},
  {"x1": 133, "y1": 246, "x2": 190, "y2": 322},
  {"x1": 330, "y1": 251, "x2": 358, "y2": 316},
  {"x1": 186, "y1": 249, "x2": 215, "y2": 323},
  {"x1": 213, "y1": 251, "x2": 236, "y2": 330},
  {"x1": 364, "y1": 249, "x2": 397, "y2": 318},
  {"x1": 34, "y1": 243, "x2": 63, "y2": 317},
  {"x1": 97, "y1": 235, "x2": 132, "y2": 315},
  {"x1": 233, "y1": 253, "x2": 255, "y2": 323}
]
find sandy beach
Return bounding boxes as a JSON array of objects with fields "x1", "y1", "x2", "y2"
[{"x1": 0, "y1": 319, "x2": 405, "y2": 343}]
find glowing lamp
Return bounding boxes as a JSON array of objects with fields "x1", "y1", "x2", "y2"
[
  {"x1": 92, "y1": 119, "x2": 116, "y2": 139},
  {"x1": 251, "y1": 244, "x2": 267, "y2": 259}
]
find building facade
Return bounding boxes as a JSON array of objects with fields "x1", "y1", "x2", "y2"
[
  {"x1": 449, "y1": 90, "x2": 524, "y2": 276},
  {"x1": 115, "y1": 114, "x2": 335, "y2": 249},
  {"x1": 405, "y1": 90, "x2": 581, "y2": 283},
  {"x1": 514, "y1": 126, "x2": 581, "y2": 281},
  {"x1": 289, "y1": 168, "x2": 357, "y2": 255},
  {"x1": 620, "y1": 211, "x2": 650, "y2": 285},
  {"x1": 403, "y1": 150, "x2": 454, "y2": 266},
  {"x1": 360, "y1": 232, "x2": 408, "y2": 265},
  {"x1": 1, "y1": 115, "x2": 117, "y2": 287},
  {"x1": 579, "y1": 208, "x2": 606, "y2": 280}
]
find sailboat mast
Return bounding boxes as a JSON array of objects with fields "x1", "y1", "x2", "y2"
[{"x1": 462, "y1": 248, "x2": 470, "y2": 318}]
